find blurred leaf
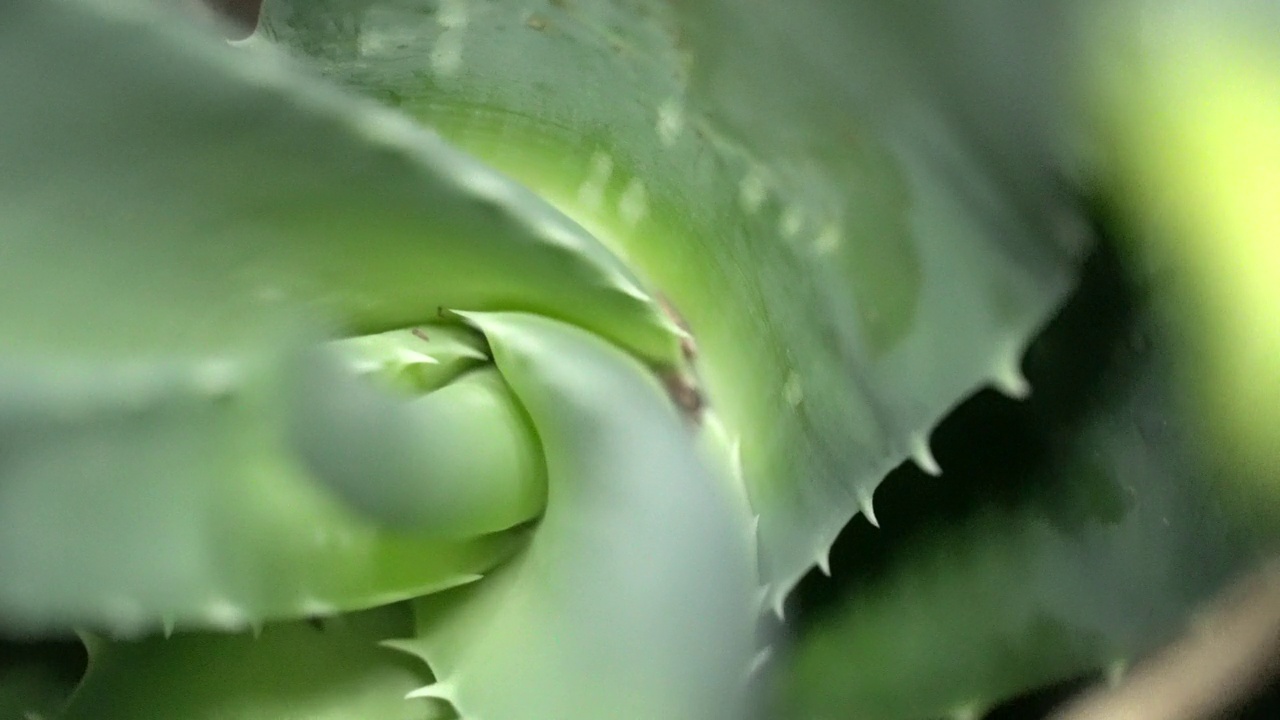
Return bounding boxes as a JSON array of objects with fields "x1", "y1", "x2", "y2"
[
  {"x1": 61, "y1": 604, "x2": 445, "y2": 720},
  {"x1": 782, "y1": 250, "x2": 1258, "y2": 720},
  {"x1": 1089, "y1": 0, "x2": 1280, "y2": 522},
  {"x1": 259, "y1": 0, "x2": 1089, "y2": 601},
  {"x1": 388, "y1": 313, "x2": 758, "y2": 720},
  {"x1": 0, "y1": 641, "x2": 85, "y2": 720}
]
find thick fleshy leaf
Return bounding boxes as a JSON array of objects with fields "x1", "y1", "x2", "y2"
[
  {"x1": 781, "y1": 252, "x2": 1258, "y2": 720},
  {"x1": 0, "y1": 0, "x2": 683, "y2": 634},
  {"x1": 289, "y1": 356, "x2": 546, "y2": 534},
  {"x1": 61, "y1": 605, "x2": 446, "y2": 720},
  {"x1": 388, "y1": 313, "x2": 758, "y2": 720},
  {"x1": 0, "y1": 336, "x2": 526, "y2": 636},
  {"x1": 258, "y1": 0, "x2": 1088, "y2": 600},
  {"x1": 2, "y1": 0, "x2": 679, "y2": 364}
]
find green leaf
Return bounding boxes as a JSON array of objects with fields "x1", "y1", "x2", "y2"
[
  {"x1": 387, "y1": 313, "x2": 758, "y2": 720},
  {"x1": 0, "y1": 338, "x2": 526, "y2": 636},
  {"x1": 0, "y1": 0, "x2": 692, "y2": 635},
  {"x1": 61, "y1": 604, "x2": 446, "y2": 720},
  {"x1": 2, "y1": 0, "x2": 679, "y2": 364},
  {"x1": 0, "y1": 641, "x2": 85, "y2": 720},
  {"x1": 781, "y1": 252, "x2": 1258, "y2": 720},
  {"x1": 258, "y1": 0, "x2": 1088, "y2": 601},
  {"x1": 289, "y1": 353, "x2": 546, "y2": 534}
]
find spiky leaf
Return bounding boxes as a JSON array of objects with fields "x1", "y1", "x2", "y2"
[
  {"x1": 259, "y1": 0, "x2": 1088, "y2": 600},
  {"x1": 782, "y1": 253, "x2": 1256, "y2": 720},
  {"x1": 61, "y1": 605, "x2": 444, "y2": 720},
  {"x1": 388, "y1": 313, "x2": 758, "y2": 720}
]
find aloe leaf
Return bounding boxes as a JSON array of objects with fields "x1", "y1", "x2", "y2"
[
  {"x1": 1, "y1": 0, "x2": 681, "y2": 364},
  {"x1": 336, "y1": 325, "x2": 487, "y2": 394},
  {"x1": 0, "y1": 0, "x2": 694, "y2": 635},
  {"x1": 258, "y1": 0, "x2": 1088, "y2": 601},
  {"x1": 60, "y1": 605, "x2": 446, "y2": 720},
  {"x1": 289, "y1": 353, "x2": 546, "y2": 534},
  {"x1": 387, "y1": 313, "x2": 757, "y2": 720},
  {"x1": 781, "y1": 254, "x2": 1257, "y2": 720},
  {"x1": 0, "y1": 339, "x2": 531, "y2": 636}
]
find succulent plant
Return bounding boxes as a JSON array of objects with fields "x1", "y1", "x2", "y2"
[{"x1": 1, "y1": 0, "x2": 1276, "y2": 719}]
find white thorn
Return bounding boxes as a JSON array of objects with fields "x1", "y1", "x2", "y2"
[
  {"x1": 910, "y1": 435, "x2": 942, "y2": 476},
  {"x1": 815, "y1": 547, "x2": 832, "y2": 577},
  {"x1": 993, "y1": 354, "x2": 1031, "y2": 399},
  {"x1": 950, "y1": 704, "x2": 980, "y2": 720},
  {"x1": 770, "y1": 591, "x2": 787, "y2": 622},
  {"x1": 858, "y1": 489, "x2": 880, "y2": 528},
  {"x1": 161, "y1": 617, "x2": 176, "y2": 639}
]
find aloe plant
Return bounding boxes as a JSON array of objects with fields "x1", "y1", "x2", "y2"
[{"x1": 1, "y1": 0, "x2": 1276, "y2": 719}]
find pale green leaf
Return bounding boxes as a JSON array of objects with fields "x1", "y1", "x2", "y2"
[
  {"x1": 61, "y1": 605, "x2": 446, "y2": 720},
  {"x1": 388, "y1": 313, "x2": 758, "y2": 720},
  {"x1": 258, "y1": 0, "x2": 1088, "y2": 600}
]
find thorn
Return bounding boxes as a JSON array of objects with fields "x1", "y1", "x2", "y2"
[
  {"x1": 993, "y1": 355, "x2": 1031, "y2": 399},
  {"x1": 858, "y1": 488, "x2": 880, "y2": 528},
  {"x1": 910, "y1": 435, "x2": 942, "y2": 476},
  {"x1": 815, "y1": 547, "x2": 832, "y2": 577},
  {"x1": 950, "y1": 704, "x2": 981, "y2": 720},
  {"x1": 249, "y1": 619, "x2": 264, "y2": 639},
  {"x1": 770, "y1": 591, "x2": 787, "y2": 622},
  {"x1": 161, "y1": 617, "x2": 175, "y2": 639},
  {"x1": 405, "y1": 680, "x2": 456, "y2": 702}
]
